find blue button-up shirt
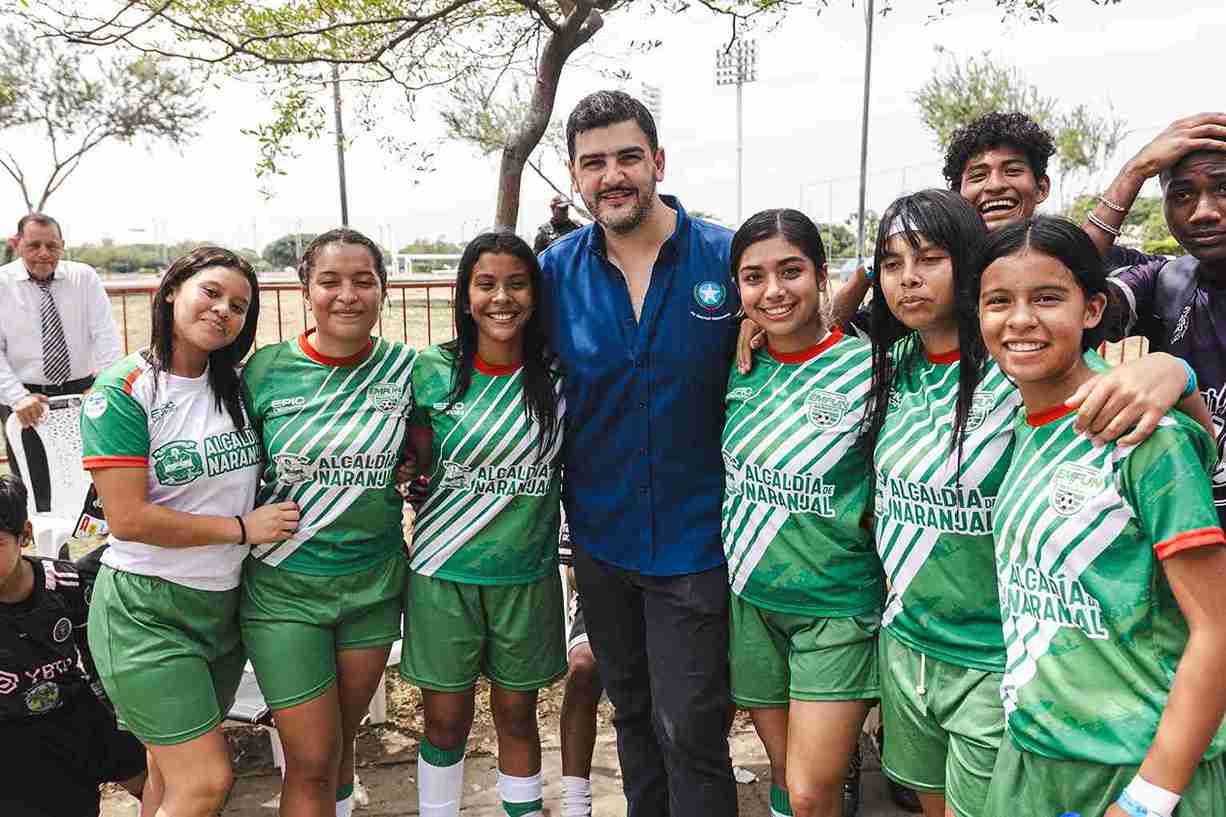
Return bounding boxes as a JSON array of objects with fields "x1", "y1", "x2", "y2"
[{"x1": 539, "y1": 196, "x2": 739, "y2": 575}]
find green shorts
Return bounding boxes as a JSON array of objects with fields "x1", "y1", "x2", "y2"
[
  {"x1": 729, "y1": 593, "x2": 880, "y2": 707},
  {"x1": 87, "y1": 566, "x2": 244, "y2": 745},
  {"x1": 878, "y1": 627, "x2": 1004, "y2": 817},
  {"x1": 985, "y1": 737, "x2": 1226, "y2": 817},
  {"x1": 400, "y1": 570, "x2": 566, "y2": 692},
  {"x1": 240, "y1": 552, "x2": 406, "y2": 710}
]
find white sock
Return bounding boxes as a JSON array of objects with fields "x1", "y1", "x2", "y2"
[
  {"x1": 335, "y1": 794, "x2": 353, "y2": 817},
  {"x1": 560, "y1": 775, "x2": 593, "y2": 817},
  {"x1": 418, "y1": 750, "x2": 465, "y2": 817},
  {"x1": 497, "y1": 770, "x2": 543, "y2": 817}
]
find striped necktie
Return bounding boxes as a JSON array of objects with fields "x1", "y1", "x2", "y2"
[{"x1": 36, "y1": 277, "x2": 71, "y2": 385}]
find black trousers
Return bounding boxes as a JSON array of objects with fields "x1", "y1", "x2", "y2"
[
  {"x1": 573, "y1": 545, "x2": 737, "y2": 817},
  {"x1": 1, "y1": 376, "x2": 94, "y2": 510}
]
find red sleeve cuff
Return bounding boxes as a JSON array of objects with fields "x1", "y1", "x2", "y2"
[
  {"x1": 82, "y1": 456, "x2": 148, "y2": 470},
  {"x1": 1154, "y1": 527, "x2": 1226, "y2": 560}
]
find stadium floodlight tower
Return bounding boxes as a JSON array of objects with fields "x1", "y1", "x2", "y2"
[{"x1": 714, "y1": 39, "x2": 758, "y2": 226}]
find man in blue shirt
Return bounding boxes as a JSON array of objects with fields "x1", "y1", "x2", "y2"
[{"x1": 539, "y1": 90, "x2": 739, "y2": 816}]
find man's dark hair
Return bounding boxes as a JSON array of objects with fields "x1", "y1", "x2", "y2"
[
  {"x1": 0, "y1": 475, "x2": 29, "y2": 538},
  {"x1": 566, "y1": 90, "x2": 659, "y2": 161},
  {"x1": 16, "y1": 213, "x2": 62, "y2": 239},
  {"x1": 942, "y1": 112, "x2": 1056, "y2": 189}
]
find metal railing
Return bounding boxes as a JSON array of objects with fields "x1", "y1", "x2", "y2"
[{"x1": 105, "y1": 277, "x2": 458, "y2": 355}]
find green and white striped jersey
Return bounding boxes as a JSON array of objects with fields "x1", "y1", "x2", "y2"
[
  {"x1": 243, "y1": 332, "x2": 417, "y2": 576},
  {"x1": 873, "y1": 341, "x2": 1017, "y2": 672},
  {"x1": 994, "y1": 353, "x2": 1226, "y2": 764},
  {"x1": 722, "y1": 329, "x2": 884, "y2": 617},
  {"x1": 408, "y1": 345, "x2": 564, "y2": 585}
]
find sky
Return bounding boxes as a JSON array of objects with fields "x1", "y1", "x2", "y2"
[{"x1": 4, "y1": 0, "x2": 1222, "y2": 252}]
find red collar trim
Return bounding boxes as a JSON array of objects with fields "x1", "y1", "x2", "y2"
[
  {"x1": 1026, "y1": 403, "x2": 1077, "y2": 427},
  {"x1": 298, "y1": 330, "x2": 373, "y2": 367},
  {"x1": 768, "y1": 327, "x2": 844, "y2": 364},
  {"x1": 926, "y1": 347, "x2": 961, "y2": 365},
  {"x1": 475, "y1": 355, "x2": 522, "y2": 376}
]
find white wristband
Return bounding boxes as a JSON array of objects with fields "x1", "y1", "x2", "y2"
[{"x1": 1122, "y1": 775, "x2": 1180, "y2": 817}]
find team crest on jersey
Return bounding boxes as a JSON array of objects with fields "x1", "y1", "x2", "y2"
[
  {"x1": 25, "y1": 681, "x2": 60, "y2": 713},
  {"x1": 51, "y1": 617, "x2": 72, "y2": 643},
  {"x1": 274, "y1": 453, "x2": 317, "y2": 484},
  {"x1": 805, "y1": 389, "x2": 848, "y2": 429},
  {"x1": 722, "y1": 450, "x2": 744, "y2": 494},
  {"x1": 1049, "y1": 463, "x2": 1105, "y2": 517},
  {"x1": 693, "y1": 280, "x2": 727, "y2": 311},
  {"x1": 965, "y1": 391, "x2": 995, "y2": 432},
  {"x1": 152, "y1": 441, "x2": 204, "y2": 486},
  {"x1": 0, "y1": 670, "x2": 17, "y2": 695},
  {"x1": 368, "y1": 382, "x2": 409, "y2": 415},
  {"x1": 439, "y1": 461, "x2": 473, "y2": 490}
]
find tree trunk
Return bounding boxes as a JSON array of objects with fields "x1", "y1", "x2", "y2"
[{"x1": 493, "y1": 3, "x2": 602, "y2": 231}]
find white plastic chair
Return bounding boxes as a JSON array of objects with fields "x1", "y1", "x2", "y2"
[{"x1": 4, "y1": 394, "x2": 92, "y2": 557}]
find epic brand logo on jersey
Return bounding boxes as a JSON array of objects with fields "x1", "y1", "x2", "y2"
[
  {"x1": 1049, "y1": 463, "x2": 1105, "y2": 516},
  {"x1": 876, "y1": 474, "x2": 994, "y2": 534},
  {"x1": 723, "y1": 451, "x2": 835, "y2": 516},
  {"x1": 268, "y1": 396, "x2": 306, "y2": 418},
  {"x1": 204, "y1": 428, "x2": 261, "y2": 477},
  {"x1": 965, "y1": 391, "x2": 995, "y2": 432},
  {"x1": 1002, "y1": 563, "x2": 1108, "y2": 639},
  {"x1": 728, "y1": 387, "x2": 755, "y2": 402},
  {"x1": 432, "y1": 401, "x2": 466, "y2": 417},
  {"x1": 805, "y1": 389, "x2": 848, "y2": 429},
  {"x1": 152, "y1": 441, "x2": 205, "y2": 486},
  {"x1": 438, "y1": 459, "x2": 552, "y2": 497},
  {"x1": 150, "y1": 401, "x2": 178, "y2": 424},
  {"x1": 368, "y1": 382, "x2": 410, "y2": 415}
]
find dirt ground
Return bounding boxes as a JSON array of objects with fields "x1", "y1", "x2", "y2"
[{"x1": 100, "y1": 678, "x2": 912, "y2": 816}]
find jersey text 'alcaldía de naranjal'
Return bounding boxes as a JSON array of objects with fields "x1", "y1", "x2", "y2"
[
  {"x1": 874, "y1": 341, "x2": 1017, "y2": 672},
  {"x1": 994, "y1": 353, "x2": 1226, "y2": 764},
  {"x1": 243, "y1": 333, "x2": 416, "y2": 576},
  {"x1": 722, "y1": 329, "x2": 884, "y2": 616},
  {"x1": 409, "y1": 345, "x2": 565, "y2": 585}
]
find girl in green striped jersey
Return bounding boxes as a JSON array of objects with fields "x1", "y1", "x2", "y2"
[
  {"x1": 970, "y1": 217, "x2": 1226, "y2": 817},
  {"x1": 241, "y1": 229, "x2": 415, "y2": 817},
  {"x1": 401, "y1": 231, "x2": 564, "y2": 817},
  {"x1": 723, "y1": 210, "x2": 884, "y2": 817}
]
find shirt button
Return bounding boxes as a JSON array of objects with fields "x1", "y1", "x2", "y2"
[
  {"x1": 634, "y1": 359, "x2": 643, "y2": 368},
  {"x1": 639, "y1": 401, "x2": 647, "y2": 409},
  {"x1": 638, "y1": 448, "x2": 647, "y2": 456},
  {"x1": 639, "y1": 486, "x2": 648, "y2": 495}
]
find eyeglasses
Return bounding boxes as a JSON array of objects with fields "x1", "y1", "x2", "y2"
[{"x1": 22, "y1": 241, "x2": 63, "y2": 252}]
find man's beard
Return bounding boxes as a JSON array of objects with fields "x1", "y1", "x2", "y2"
[{"x1": 589, "y1": 180, "x2": 655, "y2": 235}]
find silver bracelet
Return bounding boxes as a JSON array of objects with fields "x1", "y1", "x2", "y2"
[
  {"x1": 1087, "y1": 211, "x2": 1121, "y2": 237},
  {"x1": 1097, "y1": 194, "x2": 1127, "y2": 213}
]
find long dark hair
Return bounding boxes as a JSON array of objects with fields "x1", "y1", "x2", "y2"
[
  {"x1": 958, "y1": 216, "x2": 1111, "y2": 419},
  {"x1": 862, "y1": 189, "x2": 988, "y2": 453},
  {"x1": 150, "y1": 246, "x2": 260, "y2": 429},
  {"x1": 730, "y1": 208, "x2": 828, "y2": 289},
  {"x1": 444, "y1": 231, "x2": 559, "y2": 458}
]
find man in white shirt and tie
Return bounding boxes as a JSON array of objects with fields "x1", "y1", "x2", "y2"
[{"x1": 0, "y1": 213, "x2": 123, "y2": 486}]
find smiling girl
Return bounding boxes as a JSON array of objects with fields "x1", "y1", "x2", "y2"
[
  {"x1": 401, "y1": 231, "x2": 565, "y2": 817},
  {"x1": 82, "y1": 247, "x2": 297, "y2": 817},
  {"x1": 971, "y1": 217, "x2": 1226, "y2": 817},
  {"x1": 722, "y1": 210, "x2": 883, "y2": 817},
  {"x1": 241, "y1": 229, "x2": 416, "y2": 817}
]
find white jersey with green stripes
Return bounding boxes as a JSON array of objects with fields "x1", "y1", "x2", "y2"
[
  {"x1": 409, "y1": 345, "x2": 565, "y2": 585},
  {"x1": 722, "y1": 329, "x2": 884, "y2": 617},
  {"x1": 81, "y1": 351, "x2": 262, "y2": 590},
  {"x1": 994, "y1": 353, "x2": 1226, "y2": 764},
  {"x1": 873, "y1": 339, "x2": 1017, "y2": 672},
  {"x1": 242, "y1": 333, "x2": 417, "y2": 576}
]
